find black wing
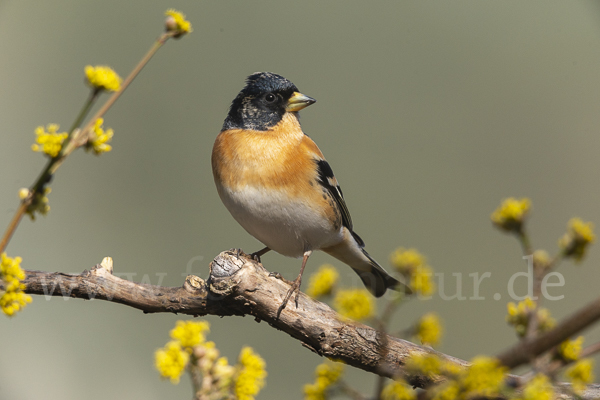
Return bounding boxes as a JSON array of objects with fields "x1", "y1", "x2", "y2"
[{"x1": 316, "y1": 159, "x2": 366, "y2": 246}]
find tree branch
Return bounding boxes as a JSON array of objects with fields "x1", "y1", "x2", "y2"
[
  {"x1": 11, "y1": 249, "x2": 466, "y2": 388},
  {"x1": 5, "y1": 249, "x2": 600, "y2": 399},
  {"x1": 497, "y1": 294, "x2": 600, "y2": 369}
]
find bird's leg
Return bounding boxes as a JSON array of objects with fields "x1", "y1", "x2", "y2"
[
  {"x1": 251, "y1": 247, "x2": 271, "y2": 263},
  {"x1": 276, "y1": 250, "x2": 312, "y2": 318}
]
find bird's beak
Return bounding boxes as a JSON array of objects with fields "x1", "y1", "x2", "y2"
[{"x1": 286, "y1": 92, "x2": 316, "y2": 112}]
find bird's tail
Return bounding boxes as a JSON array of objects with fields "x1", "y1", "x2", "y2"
[{"x1": 322, "y1": 229, "x2": 411, "y2": 297}]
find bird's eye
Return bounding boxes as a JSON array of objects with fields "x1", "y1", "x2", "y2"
[{"x1": 265, "y1": 93, "x2": 276, "y2": 103}]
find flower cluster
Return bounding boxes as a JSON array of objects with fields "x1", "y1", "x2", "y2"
[
  {"x1": 565, "y1": 359, "x2": 594, "y2": 394},
  {"x1": 85, "y1": 118, "x2": 114, "y2": 155},
  {"x1": 165, "y1": 9, "x2": 193, "y2": 36},
  {"x1": 235, "y1": 347, "x2": 267, "y2": 400},
  {"x1": 415, "y1": 312, "x2": 443, "y2": 346},
  {"x1": 306, "y1": 264, "x2": 339, "y2": 298},
  {"x1": 410, "y1": 355, "x2": 507, "y2": 400},
  {"x1": 22, "y1": 187, "x2": 52, "y2": 220},
  {"x1": 303, "y1": 361, "x2": 344, "y2": 400},
  {"x1": 31, "y1": 124, "x2": 68, "y2": 158},
  {"x1": 519, "y1": 374, "x2": 554, "y2": 400},
  {"x1": 155, "y1": 341, "x2": 190, "y2": 384},
  {"x1": 85, "y1": 65, "x2": 122, "y2": 92},
  {"x1": 506, "y1": 297, "x2": 555, "y2": 337},
  {"x1": 171, "y1": 320, "x2": 210, "y2": 348},
  {"x1": 333, "y1": 288, "x2": 375, "y2": 321},
  {"x1": 155, "y1": 320, "x2": 210, "y2": 383},
  {"x1": 532, "y1": 249, "x2": 552, "y2": 270},
  {"x1": 193, "y1": 340, "x2": 236, "y2": 397},
  {"x1": 390, "y1": 247, "x2": 426, "y2": 271},
  {"x1": 557, "y1": 336, "x2": 584, "y2": 362},
  {"x1": 406, "y1": 354, "x2": 446, "y2": 378},
  {"x1": 460, "y1": 356, "x2": 507, "y2": 398},
  {"x1": 491, "y1": 197, "x2": 531, "y2": 233},
  {"x1": 390, "y1": 247, "x2": 435, "y2": 296},
  {"x1": 559, "y1": 217, "x2": 595, "y2": 262},
  {"x1": 381, "y1": 380, "x2": 416, "y2": 400},
  {"x1": 0, "y1": 253, "x2": 32, "y2": 316},
  {"x1": 155, "y1": 320, "x2": 265, "y2": 400}
]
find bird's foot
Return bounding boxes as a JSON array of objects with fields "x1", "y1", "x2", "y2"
[
  {"x1": 229, "y1": 248, "x2": 244, "y2": 258},
  {"x1": 268, "y1": 272, "x2": 294, "y2": 286},
  {"x1": 250, "y1": 247, "x2": 271, "y2": 263},
  {"x1": 268, "y1": 271, "x2": 284, "y2": 280},
  {"x1": 276, "y1": 282, "x2": 300, "y2": 319},
  {"x1": 276, "y1": 275, "x2": 303, "y2": 319}
]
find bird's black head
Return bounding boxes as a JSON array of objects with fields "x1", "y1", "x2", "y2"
[{"x1": 222, "y1": 72, "x2": 316, "y2": 131}]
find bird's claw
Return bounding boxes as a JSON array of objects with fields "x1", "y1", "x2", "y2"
[
  {"x1": 276, "y1": 280, "x2": 301, "y2": 319},
  {"x1": 268, "y1": 271, "x2": 284, "y2": 280}
]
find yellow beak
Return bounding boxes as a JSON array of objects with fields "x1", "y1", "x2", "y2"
[{"x1": 286, "y1": 91, "x2": 316, "y2": 112}]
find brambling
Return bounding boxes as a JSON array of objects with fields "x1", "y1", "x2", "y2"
[{"x1": 212, "y1": 72, "x2": 409, "y2": 315}]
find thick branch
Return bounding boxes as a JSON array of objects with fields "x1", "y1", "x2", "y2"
[
  {"x1": 7, "y1": 250, "x2": 600, "y2": 398},
  {"x1": 13, "y1": 250, "x2": 465, "y2": 387}
]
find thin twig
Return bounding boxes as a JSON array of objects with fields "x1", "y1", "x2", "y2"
[
  {"x1": 497, "y1": 293, "x2": 600, "y2": 369},
  {"x1": 0, "y1": 203, "x2": 26, "y2": 253},
  {"x1": 66, "y1": 31, "x2": 176, "y2": 156},
  {"x1": 338, "y1": 380, "x2": 367, "y2": 400},
  {"x1": 0, "y1": 31, "x2": 177, "y2": 254}
]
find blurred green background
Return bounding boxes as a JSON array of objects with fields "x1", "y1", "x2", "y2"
[{"x1": 2, "y1": 1, "x2": 600, "y2": 398}]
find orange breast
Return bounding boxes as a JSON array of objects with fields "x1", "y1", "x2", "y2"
[{"x1": 212, "y1": 113, "x2": 324, "y2": 198}]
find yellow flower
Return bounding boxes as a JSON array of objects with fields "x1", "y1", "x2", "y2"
[
  {"x1": 306, "y1": 264, "x2": 339, "y2": 298},
  {"x1": 334, "y1": 288, "x2": 374, "y2": 321},
  {"x1": 165, "y1": 9, "x2": 192, "y2": 36},
  {"x1": 303, "y1": 383, "x2": 324, "y2": 400},
  {"x1": 389, "y1": 247, "x2": 434, "y2": 296},
  {"x1": 430, "y1": 381, "x2": 461, "y2": 400},
  {"x1": 566, "y1": 359, "x2": 594, "y2": 394},
  {"x1": 31, "y1": 124, "x2": 68, "y2": 158},
  {"x1": 0, "y1": 253, "x2": 32, "y2": 317},
  {"x1": 170, "y1": 320, "x2": 210, "y2": 349},
  {"x1": 0, "y1": 253, "x2": 25, "y2": 284},
  {"x1": 234, "y1": 346, "x2": 267, "y2": 400},
  {"x1": 461, "y1": 356, "x2": 507, "y2": 397},
  {"x1": 85, "y1": 65, "x2": 122, "y2": 92},
  {"x1": 406, "y1": 354, "x2": 443, "y2": 377},
  {"x1": 303, "y1": 361, "x2": 344, "y2": 400},
  {"x1": 390, "y1": 248, "x2": 426, "y2": 273},
  {"x1": 536, "y1": 308, "x2": 556, "y2": 333},
  {"x1": 558, "y1": 336, "x2": 584, "y2": 362},
  {"x1": 18, "y1": 188, "x2": 30, "y2": 200},
  {"x1": 521, "y1": 374, "x2": 554, "y2": 400},
  {"x1": 559, "y1": 218, "x2": 595, "y2": 262},
  {"x1": 24, "y1": 187, "x2": 52, "y2": 221},
  {"x1": 506, "y1": 297, "x2": 554, "y2": 337},
  {"x1": 416, "y1": 313, "x2": 443, "y2": 346},
  {"x1": 381, "y1": 380, "x2": 416, "y2": 400},
  {"x1": 532, "y1": 249, "x2": 552, "y2": 270},
  {"x1": 491, "y1": 197, "x2": 531, "y2": 232},
  {"x1": 410, "y1": 265, "x2": 435, "y2": 297},
  {"x1": 85, "y1": 118, "x2": 114, "y2": 155},
  {"x1": 195, "y1": 340, "x2": 220, "y2": 372},
  {"x1": 214, "y1": 356, "x2": 236, "y2": 389},
  {"x1": 155, "y1": 341, "x2": 189, "y2": 384}
]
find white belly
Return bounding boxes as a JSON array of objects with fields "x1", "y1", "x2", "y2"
[{"x1": 217, "y1": 184, "x2": 343, "y2": 257}]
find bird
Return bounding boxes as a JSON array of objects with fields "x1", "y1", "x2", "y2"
[{"x1": 212, "y1": 72, "x2": 409, "y2": 316}]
